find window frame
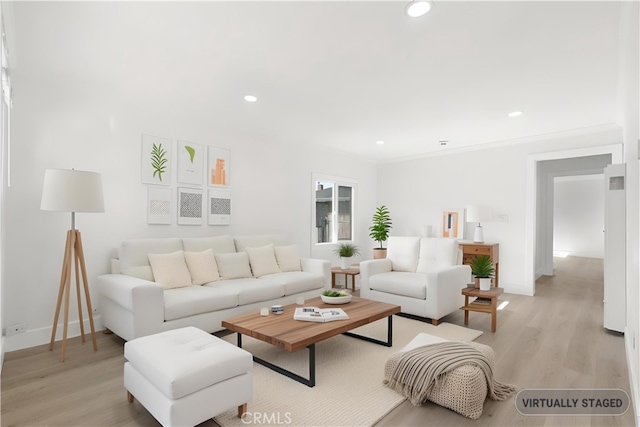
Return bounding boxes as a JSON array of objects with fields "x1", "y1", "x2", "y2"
[{"x1": 311, "y1": 173, "x2": 357, "y2": 246}]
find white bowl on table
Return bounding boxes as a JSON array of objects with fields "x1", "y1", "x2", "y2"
[{"x1": 321, "y1": 294, "x2": 352, "y2": 304}]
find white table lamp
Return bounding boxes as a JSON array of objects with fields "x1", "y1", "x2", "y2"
[
  {"x1": 41, "y1": 169, "x2": 104, "y2": 361},
  {"x1": 466, "y1": 205, "x2": 492, "y2": 243}
]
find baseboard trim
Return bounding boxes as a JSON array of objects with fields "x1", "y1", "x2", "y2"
[{"x1": 4, "y1": 315, "x2": 103, "y2": 353}]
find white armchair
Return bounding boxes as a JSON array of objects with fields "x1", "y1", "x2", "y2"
[{"x1": 360, "y1": 236, "x2": 471, "y2": 325}]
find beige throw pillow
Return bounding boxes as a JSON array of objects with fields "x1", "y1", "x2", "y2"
[
  {"x1": 148, "y1": 251, "x2": 192, "y2": 289},
  {"x1": 245, "y1": 244, "x2": 281, "y2": 277},
  {"x1": 184, "y1": 249, "x2": 220, "y2": 285},
  {"x1": 215, "y1": 252, "x2": 253, "y2": 279},
  {"x1": 274, "y1": 245, "x2": 301, "y2": 272}
]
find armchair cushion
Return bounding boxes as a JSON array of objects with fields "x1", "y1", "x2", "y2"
[
  {"x1": 369, "y1": 272, "x2": 427, "y2": 299},
  {"x1": 386, "y1": 236, "x2": 421, "y2": 272},
  {"x1": 416, "y1": 238, "x2": 459, "y2": 273}
]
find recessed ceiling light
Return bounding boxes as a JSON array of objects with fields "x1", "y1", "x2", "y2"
[
  {"x1": 508, "y1": 111, "x2": 523, "y2": 117},
  {"x1": 405, "y1": 0, "x2": 432, "y2": 17},
  {"x1": 244, "y1": 95, "x2": 257, "y2": 103},
  {"x1": 376, "y1": 140, "x2": 385, "y2": 145},
  {"x1": 439, "y1": 140, "x2": 448, "y2": 146}
]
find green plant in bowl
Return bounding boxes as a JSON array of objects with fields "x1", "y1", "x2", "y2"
[{"x1": 323, "y1": 290, "x2": 349, "y2": 297}]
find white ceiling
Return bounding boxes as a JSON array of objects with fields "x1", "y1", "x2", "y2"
[{"x1": 10, "y1": 1, "x2": 622, "y2": 161}]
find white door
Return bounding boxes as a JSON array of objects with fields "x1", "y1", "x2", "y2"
[{"x1": 603, "y1": 164, "x2": 625, "y2": 332}]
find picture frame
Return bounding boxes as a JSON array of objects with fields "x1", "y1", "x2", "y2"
[
  {"x1": 208, "y1": 188, "x2": 231, "y2": 225},
  {"x1": 442, "y1": 208, "x2": 465, "y2": 239},
  {"x1": 177, "y1": 140, "x2": 204, "y2": 185},
  {"x1": 141, "y1": 134, "x2": 172, "y2": 185},
  {"x1": 207, "y1": 146, "x2": 230, "y2": 187},
  {"x1": 177, "y1": 187, "x2": 203, "y2": 225},
  {"x1": 147, "y1": 186, "x2": 172, "y2": 225}
]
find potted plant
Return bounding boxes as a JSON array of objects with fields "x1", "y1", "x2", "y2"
[
  {"x1": 334, "y1": 242, "x2": 360, "y2": 269},
  {"x1": 369, "y1": 205, "x2": 392, "y2": 259},
  {"x1": 470, "y1": 255, "x2": 494, "y2": 291}
]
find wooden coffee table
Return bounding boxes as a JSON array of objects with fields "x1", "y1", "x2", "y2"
[{"x1": 221, "y1": 297, "x2": 400, "y2": 387}]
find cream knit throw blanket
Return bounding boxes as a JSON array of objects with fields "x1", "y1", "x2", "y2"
[{"x1": 384, "y1": 342, "x2": 516, "y2": 406}]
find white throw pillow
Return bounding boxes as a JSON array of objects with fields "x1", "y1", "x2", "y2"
[
  {"x1": 274, "y1": 245, "x2": 301, "y2": 272},
  {"x1": 184, "y1": 249, "x2": 220, "y2": 285},
  {"x1": 245, "y1": 244, "x2": 281, "y2": 277},
  {"x1": 148, "y1": 251, "x2": 192, "y2": 289},
  {"x1": 215, "y1": 252, "x2": 253, "y2": 279}
]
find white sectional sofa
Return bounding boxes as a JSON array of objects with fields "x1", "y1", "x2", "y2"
[
  {"x1": 360, "y1": 236, "x2": 471, "y2": 325},
  {"x1": 96, "y1": 235, "x2": 331, "y2": 341}
]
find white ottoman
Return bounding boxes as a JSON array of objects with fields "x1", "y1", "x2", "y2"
[{"x1": 124, "y1": 327, "x2": 252, "y2": 427}]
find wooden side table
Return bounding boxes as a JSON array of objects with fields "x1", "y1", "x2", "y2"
[
  {"x1": 461, "y1": 287, "x2": 503, "y2": 332},
  {"x1": 459, "y1": 242, "x2": 500, "y2": 287},
  {"x1": 331, "y1": 266, "x2": 360, "y2": 292}
]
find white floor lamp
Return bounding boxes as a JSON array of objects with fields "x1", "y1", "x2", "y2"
[{"x1": 40, "y1": 169, "x2": 104, "y2": 362}]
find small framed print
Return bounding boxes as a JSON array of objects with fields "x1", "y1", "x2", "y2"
[
  {"x1": 178, "y1": 187, "x2": 203, "y2": 225},
  {"x1": 442, "y1": 209, "x2": 464, "y2": 238},
  {"x1": 142, "y1": 134, "x2": 172, "y2": 185},
  {"x1": 208, "y1": 146, "x2": 230, "y2": 187},
  {"x1": 208, "y1": 188, "x2": 231, "y2": 225},
  {"x1": 147, "y1": 187, "x2": 171, "y2": 225},
  {"x1": 177, "y1": 140, "x2": 204, "y2": 185}
]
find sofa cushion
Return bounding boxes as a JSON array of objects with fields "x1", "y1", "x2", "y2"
[
  {"x1": 121, "y1": 266, "x2": 154, "y2": 281},
  {"x1": 163, "y1": 286, "x2": 238, "y2": 321},
  {"x1": 120, "y1": 238, "x2": 184, "y2": 269},
  {"x1": 386, "y1": 237, "x2": 421, "y2": 272},
  {"x1": 234, "y1": 235, "x2": 288, "y2": 253},
  {"x1": 416, "y1": 238, "x2": 460, "y2": 273},
  {"x1": 260, "y1": 271, "x2": 323, "y2": 295},
  {"x1": 182, "y1": 235, "x2": 237, "y2": 254},
  {"x1": 215, "y1": 252, "x2": 253, "y2": 279},
  {"x1": 274, "y1": 245, "x2": 302, "y2": 272},
  {"x1": 246, "y1": 244, "x2": 281, "y2": 277},
  {"x1": 210, "y1": 278, "x2": 285, "y2": 305},
  {"x1": 369, "y1": 272, "x2": 426, "y2": 299},
  {"x1": 148, "y1": 251, "x2": 192, "y2": 289},
  {"x1": 184, "y1": 249, "x2": 220, "y2": 285}
]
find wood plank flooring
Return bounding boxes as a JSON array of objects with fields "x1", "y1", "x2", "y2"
[{"x1": 1, "y1": 256, "x2": 634, "y2": 426}]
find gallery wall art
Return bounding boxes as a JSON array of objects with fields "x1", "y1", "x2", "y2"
[
  {"x1": 178, "y1": 187, "x2": 203, "y2": 225},
  {"x1": 177, "y1": 140, "x2": 204, "y2": 185},
  {"x1": 147, "y1": 187, "x2": 172, "y2": 225},
  {"x1": 141, "y1": 134, "x2": 172, "y2": 185},
  {"x1": 208, "y1": 146, "x2": 230, "y2": 187},
  {"x1": 208, "y1": 188, "x2": 231, "y2": 225}
]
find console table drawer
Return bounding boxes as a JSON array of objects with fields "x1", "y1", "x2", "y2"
[{"x1": 464, "y1": 245, "x2": 492, "y2": 255}]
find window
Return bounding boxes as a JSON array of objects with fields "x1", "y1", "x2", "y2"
[{"x1": 312, "y1": 174, "x2": 356, "y2": 245}]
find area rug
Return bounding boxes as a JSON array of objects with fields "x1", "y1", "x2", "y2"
[{"x1": 214, "y1": 316, "x2": 482, "y2": 427}]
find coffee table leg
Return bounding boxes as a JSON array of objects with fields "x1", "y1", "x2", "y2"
[
  {"x1": 343, "y1": 315, "x2": 393, "y2": 347},
  {"x1": 246, "y1": 342, "x2": 316, "y2": 388}
]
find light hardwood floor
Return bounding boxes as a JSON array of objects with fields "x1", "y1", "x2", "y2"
[{"x1": 1, "y1": 256, "x2": 635, "y2": 426}]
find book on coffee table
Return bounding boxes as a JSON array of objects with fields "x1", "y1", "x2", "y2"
[{"x1": 294, "y1": 307, "x2": 349, "y2": 323}]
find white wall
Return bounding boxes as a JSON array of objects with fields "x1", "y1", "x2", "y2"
[
  {"x1": 3, "y1": 65, "x2": 378, "y2": 351},
  {"x1": 377, "y1": 128, "x2": 622, "y2": 296},
  {"x1": 553, "y1": 175, "x2": 604, "y2": 259}
]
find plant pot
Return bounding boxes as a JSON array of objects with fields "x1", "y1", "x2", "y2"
[
  {"x1": 340, "y1": 257, "x2": 352, "y2": 270},
  {"x1": 373, "y1": 248, "x2": 387, "y2": 259},
  {"x1": 479, "y1": 278, "x2": 491, "y2": 291}
]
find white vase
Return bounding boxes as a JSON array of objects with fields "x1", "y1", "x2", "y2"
[
  {"x1": 340, "y1": 257, "x2": 352, "y2": 270},
  {"x1": 479, "y1": 278, "x2": 491, "y2": 291}
]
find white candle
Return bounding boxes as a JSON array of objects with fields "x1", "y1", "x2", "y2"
[{"x1": 260, "y1": 307, "x2": 269, "y2": 316}]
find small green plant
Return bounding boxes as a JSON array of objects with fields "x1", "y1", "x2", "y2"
[
  {"x1": 151, "y1": 143, "x2": 168, "y2": 182},
  {"x1": 323, "y1": 290, "x2": 348, "y2": 297},
  {"x1": 470, "y1": 255, "x2": 494, "y2": 278},
  {"x1": 334, "y1": 242, "x2": 360, "y2": 258},
  {"x1": 369, "y1": 205, "x2": 392, "y2": 249}
]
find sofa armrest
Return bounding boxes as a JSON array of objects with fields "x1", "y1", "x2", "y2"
[
  {"x1": 425, "y1": 265, "x2": 472, "y2": 319},
  {"x1": 359, "y1": 259, "x2": 392, "y2": 298},
  {"x1": 96, "y1": 273, "x2": 165, "y2": 340},
  {"x1": 300, "y1": 258, "x2": 332, "y2": 289}
]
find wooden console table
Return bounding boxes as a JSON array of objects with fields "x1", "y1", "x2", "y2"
[
  {"x1": 461, "y1": 287, "x2": 503, "y2": 332},
  {"x1": 459, "y1": 242, "x2": 500, "y2": 287}
]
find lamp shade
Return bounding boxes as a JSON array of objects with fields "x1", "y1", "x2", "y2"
[
  {"x1": 40, "y1": 169, "x2": 105, "y2": 213},
  {"x1": 466, "y1": 205, "x2": 492, "y2": 223}
]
